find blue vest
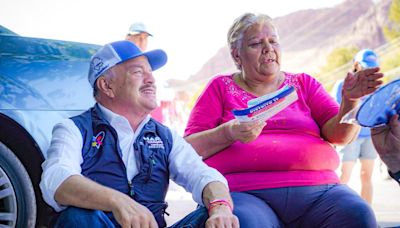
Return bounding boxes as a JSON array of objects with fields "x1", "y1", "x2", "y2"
[{"x1": 71, "y1": 104, "x2": 172, "y2": 227}]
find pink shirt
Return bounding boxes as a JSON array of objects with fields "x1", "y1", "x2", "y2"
[{"x1": 185, "y1": 72, "x2": 341, "y2": 191}]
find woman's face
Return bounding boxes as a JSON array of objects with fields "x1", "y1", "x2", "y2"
[{"x1": 236, "y1": 22, "x2": 281, "y2": 78}]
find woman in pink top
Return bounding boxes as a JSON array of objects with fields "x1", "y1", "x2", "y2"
[{"x1": 184, "y1": 13, "x2": 383, "y2": 228}]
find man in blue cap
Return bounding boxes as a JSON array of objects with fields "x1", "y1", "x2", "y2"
[
  {"x1": 353, "y1": 49, "x2": 379, "y2": 72},
  {"x1": 40, "y1": 40, "x2": 239, "y2": 228},
  {"x1": 336, "y1": 49, "x2": 379, "y2": 205},
  {"x1": 125, "y1": 22, "x2": 165, "y2": 123}
]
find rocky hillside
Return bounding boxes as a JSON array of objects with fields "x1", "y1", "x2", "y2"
[{"x1": 169, "y1": 0, "x2": 392, "y2": 90}]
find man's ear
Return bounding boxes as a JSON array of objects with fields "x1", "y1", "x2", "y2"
[{"x1": 96, "y1": 76, "x2": 114, "y2": 98}]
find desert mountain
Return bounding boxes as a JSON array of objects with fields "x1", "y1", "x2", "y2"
[{"x1": 168, "y1": 0, "x2": 392, "y2": 91}]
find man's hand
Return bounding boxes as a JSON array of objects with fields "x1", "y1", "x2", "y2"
[
  {"x1": 342, "y1": 67, "x2": 383, "y2": 101},
  {"x1": 54, "y1": 176, "x2": 158, "y2": 228},
  {"x1": 371, "y1": 114, "x2": 400, "y2": 173},
  {"x1": 206, "y1": 205, "x2": 239, "y2": 228},
  {"x1": 110, "y1": 192, "x2": 158, "y2": 228},
  {"x1": 226, "y1": 119, "x2": 266, "y2": 143},
  {"x1": 202, "y1": 182, "x2": 239, "y2": 228}
]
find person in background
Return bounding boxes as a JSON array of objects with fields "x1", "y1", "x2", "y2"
[
  {"x1": 40, "y1": 40, "x2": 238, "y2": 228},
  {"x1": 125, "y1": 22, "x2": 152, "y2": 51},
  {"x1": 125, "y1": 22, "x2": 164, "y2": 123},
  {"x1": 336, "y1": 49, "x2": 379, "y2": 205},
  {"x1": 184, "y1": 13, "x2": 383, "y2": 227},
  {"x1": 371, "y1": 114, "x2": 400, "y2": 185}
]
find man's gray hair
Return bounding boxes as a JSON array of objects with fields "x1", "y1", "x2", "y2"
[{"x1": 93, "y1": 68, "x2": 116, "y2": 98}]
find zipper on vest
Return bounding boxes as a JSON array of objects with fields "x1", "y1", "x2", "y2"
[
  {"x1": 128, "y1": 181, "x2": 134, "y2": 197},
  {"x1": 145, "y1": 154, "x2": 154, "y2": 183}
]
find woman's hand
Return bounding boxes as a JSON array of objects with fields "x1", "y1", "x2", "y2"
[
  {"x1": 342, "y1": 67, "x2": 383, "y2": 101},
  {"x1": 225, "y1": 119, "x2": 266, "y2": 143}
]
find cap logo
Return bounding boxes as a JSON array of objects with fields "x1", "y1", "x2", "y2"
[
  {"x1": 91, "y1": 57, "x2": 108, "y2": 77},
  {"x1": 92, "y1": 57, "x2": 104, "y2": 70},
  {"x1": 92, "y1": 131, "x2": 105, "y2": 149}
]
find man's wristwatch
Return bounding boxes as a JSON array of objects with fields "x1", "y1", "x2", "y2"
[{"x1": 388, "y1": 170, "x2": 400, "y2": 185}]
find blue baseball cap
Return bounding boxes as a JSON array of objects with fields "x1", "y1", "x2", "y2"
[
  {"x1": 88, "y1": 40, "x2": 167, "y2": 87},
  {"x1": 354, "y1": 49, "x2": 379, "y2": 69}
]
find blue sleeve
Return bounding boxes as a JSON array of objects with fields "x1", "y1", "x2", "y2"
[{"x1": 336, "y1": 81, "x2": 343, "y2": 104}]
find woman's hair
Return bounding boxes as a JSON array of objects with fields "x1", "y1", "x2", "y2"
[{"x1": 227, "y1": 13, "x2": 277, "y2": 69}]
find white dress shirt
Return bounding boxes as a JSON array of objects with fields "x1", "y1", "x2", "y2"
[{"x1": 40, "y1": 104, "x2": 228, "y2": 211}]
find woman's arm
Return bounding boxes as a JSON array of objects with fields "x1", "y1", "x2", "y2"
[
  {"x1": 185, "y1": 121, "x2": 235, "y2": 159},
  {"x1": 321, "y1": 97, "x2": 361, "y2": 145},
  {"x1": 322, "y1": 68, "x2": 383, "y2": 144},
  {"x1": 185, "y1": 120, "x2": 266, "y2": 159}
]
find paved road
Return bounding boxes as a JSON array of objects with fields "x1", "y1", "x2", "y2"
[
  {"x1": 165, "y1": 162, "x2": 400, "y2": 227},
  {"x1": 347, "y1": 161, "x2": 400, "y2": 227},
  {"x1": 373, "y1": 178, "x2": 400, "y2": 227}
]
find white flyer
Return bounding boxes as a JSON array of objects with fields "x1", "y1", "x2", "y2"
[{"x1": 232, "y1": 85, "x2": 298, "y2": 123}]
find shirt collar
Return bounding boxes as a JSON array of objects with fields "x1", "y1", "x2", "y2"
[{"x1": 97, "y1": 103, "x2": 151, "y2": 134}]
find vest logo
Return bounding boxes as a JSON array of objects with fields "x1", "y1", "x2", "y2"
[
  {"x1": 92, "y1": 131, "x2": 105, "y2": 149},
  {"x1": 143, "y1": 136, "x2": 164, "y2": 149}
]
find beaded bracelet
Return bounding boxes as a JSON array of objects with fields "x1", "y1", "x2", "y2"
[{"x1": 208, "y1": 199, "x2": 233, "y2": 213}]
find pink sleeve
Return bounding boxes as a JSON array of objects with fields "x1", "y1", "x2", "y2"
[
  {"x1": 184, "y1": 76, "x2": 225, "y2": 137},
  {"x1": 300, "y1": 74, "x2": 339, "y2": 128}
]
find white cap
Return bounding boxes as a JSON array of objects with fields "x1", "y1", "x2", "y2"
[
  {"x1": 128, "y1": 22, "x2": 152, "y2": 36},
  {"x1": 88, "y1": 40, "x2": 167, "y2": 87}
]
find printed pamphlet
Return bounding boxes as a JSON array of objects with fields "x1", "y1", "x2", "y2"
[{"x1": 232, "y1": 85, "x2": 298, "y2": 123}]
